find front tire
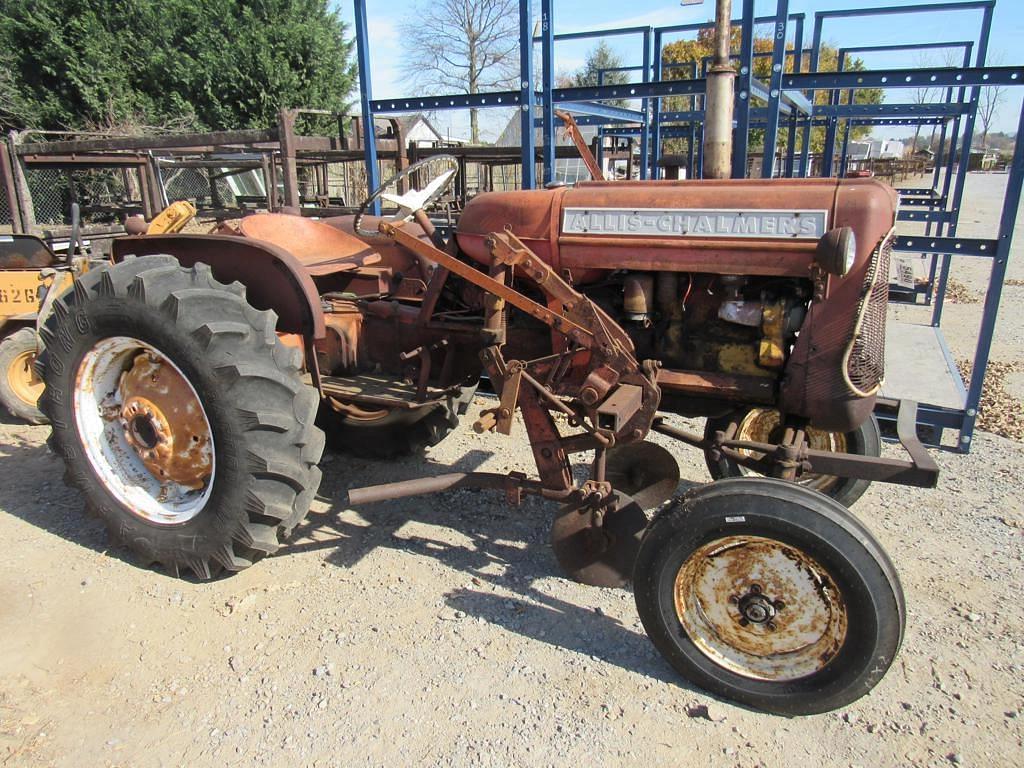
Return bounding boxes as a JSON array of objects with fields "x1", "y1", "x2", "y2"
[
  {"x1": 633, "y1": 478, "x2": 904, "y2": 716},
  {"x1": 0, "y1": 327, "x2": 46, "y2": 424},
  {"x1": 39, "y1": 256, "x2": 325, "y2": 579},
  {"x1": 704, "y1": 408, "x2": 882, "y2": 507}
]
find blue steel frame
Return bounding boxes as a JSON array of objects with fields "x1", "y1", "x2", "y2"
[
  {"x1": 825, "y1": 40, "x2": 975, "y2": 311},
  {"x1": 351, "y1": 0, "x2": 1019, "y2": 453}
]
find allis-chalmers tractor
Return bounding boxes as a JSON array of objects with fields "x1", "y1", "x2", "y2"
[{"x1": 38, "y1": 157, "x2": 939, "y2": 715}]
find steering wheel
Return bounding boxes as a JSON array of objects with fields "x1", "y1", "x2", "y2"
[{"x1": 354, "y1": 154, "x2": 459, "y2": 238}]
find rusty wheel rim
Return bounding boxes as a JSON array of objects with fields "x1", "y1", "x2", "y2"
[
  {"x1": 734, "y1": 408, "x2": 848, "y2": 494},
  {"x1": 6, "y1": 348, "x2": 43, "y2": 406},
  {"x1": 674, "y1": 535, "x2": 848, "y2": 681},
  {"x1": 73, "y1": 336, "x2": 215, "y2": 525}
]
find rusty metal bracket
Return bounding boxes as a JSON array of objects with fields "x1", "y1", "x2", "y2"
[
  {"x1": 652, "y1": 399, "x2": 940, "y2": 488},
  {"x1": 555, "y1": 110, "x2": 605, "y2": 181},
  {"x1": 382, "y1": 221, "x2": 593, "y2": 340}
]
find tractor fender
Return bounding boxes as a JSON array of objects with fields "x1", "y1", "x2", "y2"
[{"x1": 112, "y1": 234, "x2": 325, "y2": 339}]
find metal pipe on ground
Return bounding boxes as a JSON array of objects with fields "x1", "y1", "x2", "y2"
[
  {"x1": 346, "y1": 472, "x2": 567, "y2": 506},
  {"x1": 703, "y1": 0, "x2": 735, "y2": 179}
]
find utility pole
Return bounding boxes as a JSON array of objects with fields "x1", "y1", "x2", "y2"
[{"x1": 702, "y1": 0, "x2": 734, "y2": 178}]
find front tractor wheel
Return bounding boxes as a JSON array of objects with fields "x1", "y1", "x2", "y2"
[
  {"x1": 704, "y1": 407, "x2": 882, "y2": 507},
  {"x1": 0, "y1": 327, "x2": 46, "y2": 424},
  {"x1": 39, "y1": 256, "x2": 325, "y2": 579},
  {"x1": 633, "y1": 478, "x2": 904, "y2": 716}
]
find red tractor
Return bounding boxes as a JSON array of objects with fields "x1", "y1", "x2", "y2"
[{"x1": 38, "y1": 157, "x2": 937, "y2": 715}]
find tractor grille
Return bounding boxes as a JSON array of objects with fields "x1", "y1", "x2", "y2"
[{"x1": 843, "y1": 232, "x2": 892, "y2": 397}]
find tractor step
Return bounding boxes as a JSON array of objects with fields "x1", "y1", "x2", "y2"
[{"x1": 320, "y1": 373, "x2": 449, "y2": 410}]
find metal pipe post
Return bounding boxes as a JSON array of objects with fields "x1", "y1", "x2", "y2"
[
  {"x1": 639, "y1": 27, "x2": 652, "y2": 180},
  {"x1": 731, "y1": 0, "x2": 755, "y2": 179},
  {"x1": 353, "y1": 0, "x2": 380, "y2": 214},
  {"x1": 933, "y1": 34, "x2": 987, "y2": 329},
  {"x1": 761, "y1": 0, "x2": 789, "y2": 179},
  {"x1": 703, "y1": 0, "x2": 735, "y2": 179},
  {"x1": 541, "y1": 0, "x2": 555, "y2": 185},
  {"x1": 519, "y1": 0, "x2": 537, "y2": 189},
  {"x1": 651, "y1": 30, "x2": 663, "y2": 180}
]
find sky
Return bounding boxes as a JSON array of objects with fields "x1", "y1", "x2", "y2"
[{"x1": 335, "y1": 0, "x2": 1024, "y2": 144}]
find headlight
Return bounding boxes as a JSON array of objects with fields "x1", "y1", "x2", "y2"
[{"x1": 815, "y1": 227, "x2": 857, "y2": 277}]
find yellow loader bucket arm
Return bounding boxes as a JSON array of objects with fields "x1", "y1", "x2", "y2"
[{"x1": 146, "y1": 201, "x2": 197, "y2": 234}]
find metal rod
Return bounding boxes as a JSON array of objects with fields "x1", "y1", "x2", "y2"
[
  {"x1": 519, "y1": 1, "x2": 537, "y2": 189},
  {"x1": 761, "y1": 1, "x2": 789, "y2": 179},
  {"x1": 353, "y1": 0, "x2": 380, "y2": 214},
  {"x1": 731, "y1": 0, "x2": 755, "y2": 179},
  {"x1": 541, "y1": 0, "x2": 555, "y2": 185},
  {"x1": 347, "y1": 472, "x2": 560, "y2": 506}
]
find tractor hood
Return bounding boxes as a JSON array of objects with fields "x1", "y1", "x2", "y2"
[{"x1": 456, "y1": 177, "x2": 898, "y2": 281}]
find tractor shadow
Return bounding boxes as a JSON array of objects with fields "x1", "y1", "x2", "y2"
[
  {"x1": 0, "y1": 422, "x2": 138, "y2": 566},
  {"x1": 289, "y1": 444, "x2": 700, "y2": 687}
]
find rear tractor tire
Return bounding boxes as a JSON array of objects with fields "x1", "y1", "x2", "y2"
[
  {"x1": 0, "y1": 327, "x2": 46, "y2": 424},
  {"x1": 633, "y1": 477, "x2": 904, "y2": 716},
  {"x1": 704, "y1": 407, "x2": 881, "y2": 508},
  {"x1": 38, "y1": 256, "x2": 325, "y2": 579}
]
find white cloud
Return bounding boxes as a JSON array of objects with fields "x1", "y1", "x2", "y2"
[{"x1": 558, "y1": 4, "x2": 706, "y2": 36}]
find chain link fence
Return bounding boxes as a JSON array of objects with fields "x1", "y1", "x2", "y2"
[
  {"x1": 0, "y1": 179, "x2": 11, "y2": 232},
  {"x1": 160, "y1": 165, "x2": 239, "y2": 209},
  {"x1": 22, "y1": 167, "x2": 144, "y2": 227}
]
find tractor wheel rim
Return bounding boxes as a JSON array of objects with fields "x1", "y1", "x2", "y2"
[
  {"x1": 74, "y1": 336, "x2": 215, "y2": 525},
  {"x1": 7, "y1": 348, "x2": 44, "y2": 405},
  {"x1": 734, "y1": 408, "x2": 847, "y2": 493},
  {"x1": 674, "y1": 535, "x2": 848, "y2": 681}
]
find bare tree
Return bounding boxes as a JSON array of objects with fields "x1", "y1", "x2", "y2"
[
  {"x1": 978, "y1": 86, "x2": 1006, "y2": 149},
  {"x1": 978, "y1": 53, "x2": 1007, "y2": 149},
  {"x1": 399, "y1": 0, "x2": 520, "y2": 144},
  {"x1": 910, "y1": 53, "x2": 939, "y2": 155}
]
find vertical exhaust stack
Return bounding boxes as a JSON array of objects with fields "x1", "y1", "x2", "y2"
[{"x1": 702, "y1": 0, "x2": 735, "y2": 179}]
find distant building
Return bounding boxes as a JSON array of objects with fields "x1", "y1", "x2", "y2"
[
  {"x1": 375, "y1": 114, "x2": 466, "y2": 147},
  {"x1": 847, "y1": 138, "x2": 905, "y2": 160},
  {"x1": 968, "y1": 148, "x2": 1002, "y2": 171}
]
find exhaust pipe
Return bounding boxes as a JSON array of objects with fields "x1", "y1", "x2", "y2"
[{"x1": 702, "y1": 0, "x2": 735, "y2": 179}]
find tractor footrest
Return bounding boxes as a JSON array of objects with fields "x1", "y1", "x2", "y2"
[{"x1": 320, "y1": 374, "x2": 449, "y2": 410}]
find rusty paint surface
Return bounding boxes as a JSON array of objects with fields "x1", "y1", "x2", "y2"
[
  {"x1": 111, "y1": 234, "x2": 325, "y2": 339},
  {"x1": 239, "y1": 214, "x2": 383, "y2": 276},
  {"x1": 674, "y1": 534, "x2": 848, "y2": 681},
  {"x1": 657, "y1": 368, "x2": 776, "y2": 403},
  {"x1": 457, "y1": 177, "x2": 895, "y2": 283},
  {"x1": 117, "y1": 352, "x2": 212, "y2": 490},
  {"x1": 0, "y1": 236, "x2": 55, "y2": 269}
]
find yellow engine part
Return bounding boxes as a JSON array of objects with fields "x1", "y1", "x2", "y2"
[
  {"x1": 717, "y1": 343, "x2": 771, "y2": 377},
  {"x1": 759, "y1": 301, "x2": 787, "y2": 369},
  {"x1": 146, "y1": 201, "x2": 197, "y2": 234}
]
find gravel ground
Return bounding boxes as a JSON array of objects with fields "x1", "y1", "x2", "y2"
[{"x1": 1, "y1": 173, "x2": 1022, "y2": 767}]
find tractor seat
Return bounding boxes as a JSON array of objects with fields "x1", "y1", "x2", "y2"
[{"x1": 238, "y1": 214, "x2": 382, "y2": 277}]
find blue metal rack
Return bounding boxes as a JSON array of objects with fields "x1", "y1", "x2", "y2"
[{"x1": 350, "y1": 0, "x2": 1022, "y2": 452}]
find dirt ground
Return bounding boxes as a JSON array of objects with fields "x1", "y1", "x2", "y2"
[{"x1": 1, "y1": 173, "x2": 1022, "y2": 767}]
